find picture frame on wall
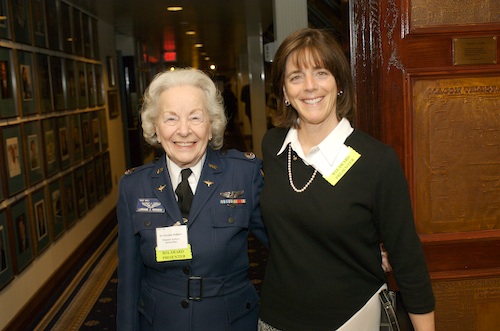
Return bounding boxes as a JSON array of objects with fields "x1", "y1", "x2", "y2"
[
  {"x1": 18, "y1": 51, "x2": 36, "y2": 115},
  {"x1": 72, "y1": 8, "x2": 83, "y2": 56},
  {"x1": 42, "y1": 118, "x2": 60, "y2": 177},
  {"x1": 2, "y1": 125, "x2": 27, "y2": 196},
  {"x1": 102, "y1": 151, "x2": 112, "y2": 194},
  {"x1": 45, "y1": 0, "x2": 60, "y2": 51},
  {"x1": 48, "y1": 179, "x2": 64, "y2": 240},
  {"x1": 0, "y1": 209, "x2": 14, "y2": 289},
  {"x1": 94, "y1": 156, "x2": 105, "y2": 201},
  {"x1": 85, "y1": 162, "x2": 97, "y2": 209},
  {"x1": 0, "y1": 0, "x2": 11, "y2": 40},
  {"x1": 63, "y1": 173, "x2": 77, "y2": 228},
  {"x1": 87, "y1": 64, "x2": 96, "y2": 107},
  {"x1": 23, "y1": 120, "x2": 44, "y2": 185},
  {"x1": 77, "y1": 62, "x2": 88, "y2": 108},
  {"x1": 36, "y1": 53, "x2": 53, "y2": 113},
  {"x1": 82, "y1": 13, "x2": 91, "y2": 58},
  {"x1": 60, "y1": 1, "x2": 72, "y2": 54},
  {"x1": 91, "y1": 17, "x2": 99, "y2": 59},
  {"x1": 57, "y1": 116, "x2": 70, "y2": 169},
  {"x1": 31, "y1": 188, "x2": 50, "y2": 255},
  {"x1": 107, "y1": 89, "x2": 120, "y2": 119},
  {"x1": 98, "y1": 109, "x2": 109, "y2": 151},
  {"x1": 95, "y1": 64, "x2": 104, "y2": 106},
  {"x1": 106, "y1": 56, "x2": 116, "y2": 87},
  {"x1": 74, "y1": 166, "x2": 88, "y2": 218},
  {"x1": 12, "y1": 0, "x2": 31, "y2": 45},
  {"x1": 91, "y1": 113, "x2": 101, "y2": 154},
  {"x1": 0, "y1": 48, "x2": 17, "y2": 118},
  {"x1": 81, "y1": 112, "x2": 92, "y2": 158},
  {"x1": 65, "y1": 59, "x2": 77, "y2": 109},
  {"x1": 11, "y1": 198, "x2": 34, "y2": 273},
  {"x1": 32, "y1": 0, "x2": 47, "y2": 47},
  {"x1": 50, "y1": 57, "x2": 65, "y2": 111}
]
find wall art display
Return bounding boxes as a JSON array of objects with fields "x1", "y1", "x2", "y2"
[
  {"x1": 12, "y1": 0, "x2": 31, "y2": 44},
  {"x1": 82, "y1": 13, "x2": 92, "y2": 58},
  {"x1": 81, "y1": 112, "x2": 92, "y2": 158},
  {"x1": 48, "y1": 179, "x2": 64, "y2": 240},
  {"x1": 57, "y1": 116, "x2": 70, "y2": 169},
  {"x1": 0, "y1": 209, "x2": 14, "y2": 289},
  {"x1": 107, "y1": 56, "x2": 116, "y2": 87},
  {"x1": 63, "y1": 173, "x2": 77, "y2": 228},
  {"x1": 45, "y1": 0, "x2": 60, "y2": 50},
  {"x1": 65, "y1": 60, "x2": 77, "y2": 109},
  {"x1": 2, "y1": 125, "x2": 26, "y2": 196},
  {"x1": 74, "y1": 166, "x2": 88, "y2": 218},
  {"x1": 32, "y1": 0, "x2": 47, "y2": 47},
  {"x1": 42, "y1": 118, "x2": 60, "y2": 177},
  {"x1": 11, "y1": 198, "x2": 34, "y2": 273},
  {"x1": 0, "y1": 48, "x2": 16, "y2": 118},
  {"x1": 31, "y1": 187, "x2": 50, "y2": 255},
  {"x1": 107, "y1": 89, "x2": 119, "y2": 119},
  {"x1": 85, "y1": 162, "x2": 97, "y2": 209},
  {"x1": 23, "y1": 120, "x2": 44, "y2": 185},
  {"x1": 36, "y1": 53, "x2": 53, "y2": 113},
  {"x1": 94, "y1": 156, "x2": 104, "y2": 201},
  {"x1": 102, "y1": 151, "x2": 112, "y2": 194},
  {"x1": 69, "y1": 114, "x2": 82, "y2": 163},
  {"x1": 91, "y1": 17, "x2": 99, "y2": 59},
  {"x1": 91, "y1": 112, "x2": 101, "y2": 154},
  {"x1": 98, "y1": 109, "x2": 109, "y2": 151},
  {"x1": 72, "y1": 8, "x2": 83, "y2": 56},
  {"x1": 50, "y1": 57, "x2": 65, "y2": 111},
  {"x1": 95, "y1": 64, "x2": 104, "y2": 105},
  {"x1": 60, "y1": 2, "x2": 72, "y2": 54},
  {"x1": 77, "y1": 62, "x2": 88, "y2": 108},
  {"x1": 0, "y1": 0, "x2": 11, "y2": 40},
  {"x1": 18, "y1": 51, "x2": 36, "y2": 115}
]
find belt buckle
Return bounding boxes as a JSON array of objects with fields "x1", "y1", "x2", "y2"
[{"x1": 187, "y1": 276, "x2": 203, "y2": 301}]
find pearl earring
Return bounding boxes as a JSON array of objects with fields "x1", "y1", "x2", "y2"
[
  {"x1": 284, "y1": 99, "x2": 290, "y2": 106},
  {"x1": 337, "y1": 90, "x2": 344, "y2": 96}
]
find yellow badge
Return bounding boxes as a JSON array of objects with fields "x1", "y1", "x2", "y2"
[
  {"x1": 324, "y1": 147, "x2": 361, "y2": 186},
  {"x1": 156, "y1": 244, "x2": 193, "y2": 262}
]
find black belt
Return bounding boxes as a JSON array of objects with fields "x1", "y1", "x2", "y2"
[{"x1": 144, "y1": 268, "x2": 249, "y2": 301}]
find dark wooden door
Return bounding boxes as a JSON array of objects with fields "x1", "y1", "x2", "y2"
[{"x1": 350, "y1": 1, "x2": 500, "y2": 330}]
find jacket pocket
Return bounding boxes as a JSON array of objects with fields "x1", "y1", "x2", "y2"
[
  {"x1": 212, "y1": 207, "x2": 250, "y2": 248},
  {"x1": 224, "y1": 282, "x2": 260, "y2": 323},
  {"x1": 132, "y1": 213, "x2": 169, "y2": 235},
  {"x1": 138, "y1": 282, "x2": 156, "y2": 325}
]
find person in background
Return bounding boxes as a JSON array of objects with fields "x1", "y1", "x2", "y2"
[
  {"x1": 116, "y1": 68, "x2": 267, "y2": 331},
  {"x1": 258, "y1": 28, "x2": 435, "y2": 331}
]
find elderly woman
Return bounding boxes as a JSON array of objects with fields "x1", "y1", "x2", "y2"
[{"x1": 116, "y1": 68, "x2": 267, "y2": 331}]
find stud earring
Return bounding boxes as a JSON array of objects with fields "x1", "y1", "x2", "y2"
[
  {"x1": 284, "y1": 99, "x2": 291, "y2": 106},
  {"x1": 337, "y1": 90, "x2": 344, "y2": 96}
]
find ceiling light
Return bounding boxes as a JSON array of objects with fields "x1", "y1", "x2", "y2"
[
  {"x1": 209, "y1": 64, "x2": 216, "y2": 70},
  {"x1": 194, "y1": 43, "x2": 203, "y2": 48},
  {"x1": 185, "y1": 30, "x2": 196, "y2": 35},
  {"x1": 167, "y1": 6, "x2": 183, "y2": 12}
]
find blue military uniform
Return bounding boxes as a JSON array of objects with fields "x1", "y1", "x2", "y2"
[{"x1": 116, "y1": 148, "x2": 268, "y2": 331}]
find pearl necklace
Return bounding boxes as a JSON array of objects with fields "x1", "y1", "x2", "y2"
[{"x1": 287, "y1": 144, "x2": 318, "y2": 193}]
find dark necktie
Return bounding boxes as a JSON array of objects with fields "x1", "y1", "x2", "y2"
[{"x1": 175, "y1": 168, "x2": 193, "y2": 219}]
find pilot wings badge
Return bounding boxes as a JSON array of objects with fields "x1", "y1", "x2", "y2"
[{"x1": 136, "y1": 198, "x2": 165, "y2": 213}]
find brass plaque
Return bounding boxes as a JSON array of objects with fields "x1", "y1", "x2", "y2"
[{"x1": 453, "y1": 37, "x2": 497, "y2": 65}]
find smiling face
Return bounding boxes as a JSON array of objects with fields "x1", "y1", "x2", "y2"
[
  {"x1": 283, "y1": 50, "x2": 340, "y2": 131},
  {"x1": 155, "y1": 85, "x2": 212, "y2": 168}
]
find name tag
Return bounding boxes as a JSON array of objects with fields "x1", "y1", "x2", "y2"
[
  {"x1": 324, "y1": 147, "x2": 361, "y2": 186},
  {"x1": 155, "y1": 225, "x2": 192, "y2": 262}
]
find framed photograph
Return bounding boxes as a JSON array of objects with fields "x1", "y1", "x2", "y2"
[
  {"x1": 87, "y1": 64, "x2": 96, "y2": 107},
  {"x1": 11, "y1": 198, "x2": 34, "y2": 273},
  {"x1": 2, "y1": 125, "x2": 26, "y2": 196},
  {"x1": 95, "y1": 64, "x2": 104, "y2": 106},
  {"x1": 69, "y1": 114, "x2": 83, "y2": 163},
  {"x1": 50, "y1": 57, "x2": 65, "y2": 111},
  {"x1": 23, "y1": 120, "x2": 44, "y2": 185},
  {"x1": 77, "y1": 62, "x2": 88, "y2": 108},
  {"x1": 85, "y1": 162, "x2": 97, "y2": 209},
  {"x1": 0, "y1": 0, "x2": 11, "y2": 39},
  {"x1": 57, "y1": 116, "x2": 70, "y2": 169},
  {"x1": 91, "y1": 17, "x2": 99, "y2": 59},
  {"x1": 81, "y1": 112, "x2": 92, "y2": 158},
  {"x1": 12, "y1": 0, "x2": 31, "y2": 44},
  {"x1": 0, "y1": 48, "x2": 17, "y2": 118},
  {"x1": 60, "y1": 1, "x2": 72, "y2": 54},
  {"x1": 91, "y1": 112, "x2": 101, "y2": 154},
  {"x1": 102, "y1": 151, "x2": 112, "y2": 194},
  {"x1": 106, "y1": 56, "x2": 116, "y2": 87},
  {"x1": 32, "y1": 0, "x2": 47, "y2": 47},
  {"x1": 48, "y1": 179, "x2": 64, "y2": 240},
  {"x1": 98, "y1": 109, "x2": 109, "y2": 151},
  {"x1": 0, "y1": 209, "x2": 14, "y2": 290},
  {"x1": 94, "y1": 156, "x2": 105, "y2": 201},
  {"x1": 18, "y1": 51, "x2": 36, "y2": 115},
  {"x1": 36, "y1": 53, "x2": 53, "y2": 113},
  {"x1": 65, "y1": 59, "x2": 77, "y2": 109},
  {"x1": 107, "y1": 89, "x2": 120, "y2": 119},
  {"x1": 74, "y1": 166, "x2": 88, "y2": 218},
  {"x1": 31, "y1": 187, "x2": 50, "y2": 255},
  {"x1": 63, "y1": 173, "x2": 77, "y2": 228},
  {"x1": 42, "y1": 118, "x2": 60, "y2": 177},
  {"x1": 45, "y1": 0, "x2": 60, "y2": 51}
]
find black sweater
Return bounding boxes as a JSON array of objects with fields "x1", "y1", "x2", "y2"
[{"x1": 259, "y1": 128, "x2": 434, "y2": 331}]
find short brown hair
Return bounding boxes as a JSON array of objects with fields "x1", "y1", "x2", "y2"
[{"x1": 270, "y1": 28, "x2": 354, "y2": 128}]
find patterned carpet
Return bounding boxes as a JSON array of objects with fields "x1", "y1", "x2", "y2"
[{"x1": 35, "y1": 229, "x2": 269, "y2": 330}]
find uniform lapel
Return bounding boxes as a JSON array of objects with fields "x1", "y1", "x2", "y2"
[
  {"x1": 150, "y1": 156, "x2": 182, "y2": 225},
  {"x1": 188, "y1": 149, "x2": 222, "y2": 227}
]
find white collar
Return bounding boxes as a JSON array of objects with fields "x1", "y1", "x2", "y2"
[{"x1": 166, "y1": 154, "x2": 206, "y2": 194}]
